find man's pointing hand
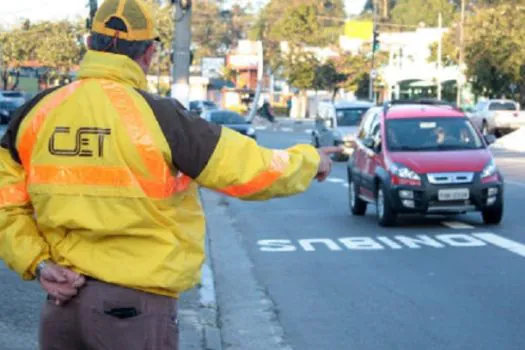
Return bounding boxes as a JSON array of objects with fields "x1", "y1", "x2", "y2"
[{"x1": 315, "y1": 146, "x2": 344, "y2": 182}]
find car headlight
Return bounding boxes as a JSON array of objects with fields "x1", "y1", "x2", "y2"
[
  {"x1": 481, "y1": 159, "x2": 497, "y2": 179},
  {"x1": 390, "y1": 163, "x2": 420, "y2": 181},
  {"x1": 246, "y1": 127, "x2": 255, "y2": 136}
]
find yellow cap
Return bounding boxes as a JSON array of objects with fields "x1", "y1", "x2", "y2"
[{"x1": 92, "y1": 0, "x2": 160, "y2": 42}]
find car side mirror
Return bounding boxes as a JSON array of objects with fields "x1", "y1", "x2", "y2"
[{"x1": 484, "y1": 134, "x2": 497, "y2": 145}]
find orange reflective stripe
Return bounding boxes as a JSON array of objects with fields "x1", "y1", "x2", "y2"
[
  {"x1": 20, "y1": 80, "x2": 190, "y2": 199},
  {"x1": 18, "y1": 82, "x2": 84, "y2": 170},
  {"x1": 219, "y1": 150, "x2": 290, "y2": 197},
  {"x1": 99, "y1": 80, "x2": 190, "y2": 198},
  {"x1": 99, "y1": 80, "x2": 189, "y2": 197},
  {"x1": 0, "y1": 181, "x2": 30, "y2": 208}
]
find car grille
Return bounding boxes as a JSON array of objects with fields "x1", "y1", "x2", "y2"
[{"x1": 427, "y1": 172, "x2": 474, "y2": 185}]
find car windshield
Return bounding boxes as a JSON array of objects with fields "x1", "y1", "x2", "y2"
[
  {"x1": 336, "y1": 107, "x2": 369, "y2": 126},
  {"x1": 2, "y1": 92, "x2": 23, "y2": 98},
  {"x1": 203, "y1": 101, "x2": 218, "y2": 109},
  {"x1": 489, "y1": 102, "x2": 517, "y2": 111},
  {"x1": 210, "y1": 112, "x2": 246, "y2": 125},
  {"x1": 386, "y1": 118, "x2": 484, "y2": 152}
]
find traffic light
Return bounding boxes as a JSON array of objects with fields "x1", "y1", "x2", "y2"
[{"x1": 372, "y1": 30, "x2": 380, "y2": 52}]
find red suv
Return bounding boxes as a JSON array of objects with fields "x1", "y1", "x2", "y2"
[{"x1": 347, "y1": 101, "x2": 504, "y2": 227}]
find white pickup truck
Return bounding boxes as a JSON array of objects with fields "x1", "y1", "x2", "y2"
[{"x1": 468, "y1": 99, "x2": 525, "y2": 136}]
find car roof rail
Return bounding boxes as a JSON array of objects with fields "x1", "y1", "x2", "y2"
[{"x1": 383, "y1": 99, "x2": 461, "y2": 114}]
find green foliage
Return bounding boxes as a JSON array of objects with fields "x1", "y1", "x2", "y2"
[
  {"x1": 391, "y1": 0, "x2": 456, "y2": 27},
  {"x1": 282, "y1": 49, "x2": 319, "y2": 90},
  {"x1": 249, "y1": 0, "x2": 345, "y2": 72},
  {"x1": 428, "y1": 28, "x2": 459, "y2": 66},
  {"x1": 464, "y1": 3, "x2": 525, "y2": 101},
  {"x1": 313, "y1": 60, "x2": 346, "y2": 97}
]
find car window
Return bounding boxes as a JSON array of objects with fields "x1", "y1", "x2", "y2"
[
  {"x1": 189, "y1": 102, "x2": 198, "y2": 109},
  {"x1": 386, "y1": 117, "x2": 484, "y2": 152},
  {"x1": 210, "y1": 111, "x2": 245, "y2": 124},
  {"x1": 475, "y1": 101, "x2": 487, "y2": 112},
  {"x1": 335, "y1": 107, "x2": 369, "y2": 127},
  {"x1": 202, "y1": 101, "x2": 217, "y2": 109},
  {"x1": 488, "y1": 101, "x2": 517, "y2": 111},
  {"x1": 1, "y1": 92, "x2": 23, "y2": 98}
]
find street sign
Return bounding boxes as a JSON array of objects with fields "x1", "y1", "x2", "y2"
[{"x1": 371, "y1": 70, "x2": 378, "y2": 79}]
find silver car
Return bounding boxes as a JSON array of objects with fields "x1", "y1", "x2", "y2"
[
  {"x1": 469, "y1": 99, "x2": 525, "y2": 137},
  {"x1": 311, "y1": 100, "x2": 374, "y2": 160}
]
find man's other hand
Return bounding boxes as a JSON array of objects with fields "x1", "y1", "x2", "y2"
[
  {"x1": 315, "y1": 146, "x2": 343, "y2": 182},
  {"x1": 38, "y1": 262, "x2": 86, "y2": 305}
]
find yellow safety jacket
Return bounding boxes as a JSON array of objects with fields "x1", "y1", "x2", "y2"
[{"x1": 0, "y1": 50, "x2": 320, "y2": 297}]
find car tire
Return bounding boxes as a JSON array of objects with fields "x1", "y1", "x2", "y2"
[
  {"x1": 348, "y1": 174, "x2": 367, "y2": 216},
  {"x1": 376, "y1": 182, "x2": 397, "y2": 227},
  {"x1": 482, "y1": 201, "x2": 503, "y2": 225}
]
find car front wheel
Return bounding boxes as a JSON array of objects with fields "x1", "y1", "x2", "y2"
[
  {"x1": 482, "y1": 201, "x2": 503, "y2": 225},
  {"x1": 376, "y1": 183, "x2": 397, "y2": 227},
  {"x1": 348, "y1": 175, "x2": 367, "y2": 216}
]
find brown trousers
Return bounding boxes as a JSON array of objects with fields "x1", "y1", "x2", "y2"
[{"x1": 39, "y1": 278, "x2": 178, "y2": 350}]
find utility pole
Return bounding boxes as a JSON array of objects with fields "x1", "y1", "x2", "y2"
[
  {"x1": 457, "y1": 0, "x2": 465, "y2": 107},
  {"x1": 437, "y1": 12, "x2": 442, "y2": 101},
  {"x1": 369, "y1": 0, "x2": 378, "y2": 103},
  {"x1": 171, "y1": 0, "x2": 192, "y2": 109},
  {"x1": 88, "y1": 0, "x2": 98, "y2": 29}
]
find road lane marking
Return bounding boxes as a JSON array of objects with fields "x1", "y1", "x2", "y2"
[
  {"x1": 473, "y1": 233, "x2": 525, "y2": 258},
  {"x1": 305, "y1": 129, "x2": 313, "y2": 134},
  {"x1": 441, "y1": 221, "x2": 475, "y2": 230},
  {"x1": 257, "y1": 233, "x2": 490, "y2": 252},
  {"x1": 505, "y1": 180, "x2": 525, "y2": 188},
  {"x1": 326, "y1": 177, "x2": 345, "y2": 184}
]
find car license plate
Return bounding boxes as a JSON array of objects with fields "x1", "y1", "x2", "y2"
[{"x1": 438, "y1": 189, "x2": 470, "y2": 201}]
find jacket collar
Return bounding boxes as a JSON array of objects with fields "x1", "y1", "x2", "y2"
[{"x1": 77, "y1": 50, "x2": 148, "y2": 90}]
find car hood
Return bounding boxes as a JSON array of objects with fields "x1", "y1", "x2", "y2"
[
  {"x1": 224, "y1": 124, "x2": 251, "y2": 131},
  {"x1": 388, "y1": 149, "x2": 492, "y2": 173},
  {"x1": 336, "y1": 126, "x2": 359, "y2": 137}
]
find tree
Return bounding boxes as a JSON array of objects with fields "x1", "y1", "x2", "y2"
[
  {"x1": 391, "y1": 0, "x2": 456, "y2": 27},
  {"x1": 463, "y1": 3, "x2": 525, "y2": 103},
  {"x1": 282, "y1": 50, "x2": 319, "y2": 91},
  {"x1": 428, "y1": 28, "x2": 459, "y2": 66},
  {"x1": 249, "y1": 0, "x2": 346, "y2": 71},
  {"x1": 313, "y1": 60, "x2": 346, "y2": 100}
]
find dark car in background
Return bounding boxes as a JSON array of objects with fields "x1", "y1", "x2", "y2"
[
  {"x1": 202, "y1": 109, "x2": 256, "y2": 140},
  {"x1": 189, "y1": 100, "x2": 218, "y2": 117},
  {"x1": 0, "y1": 100, "x2": 24, "y2": 124}
]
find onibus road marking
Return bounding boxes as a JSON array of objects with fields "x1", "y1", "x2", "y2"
[{"x1": 257, "y1": 233, "x2": 525, "y2": 256}]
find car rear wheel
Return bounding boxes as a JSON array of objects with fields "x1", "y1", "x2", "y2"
[
  {"x1": 482, "y1": 201, "x2": 503, "y2": 225},
  {"x1": 348, "y1": 175, "x2": 367, "y2": 216},
  {"x1": 376, "y1": 183, "x2": 397, "y2": 227}
]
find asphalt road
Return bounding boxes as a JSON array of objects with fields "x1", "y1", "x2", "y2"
[{"x1": 221, "y1": 129, "x2": 525, "y2": 350}]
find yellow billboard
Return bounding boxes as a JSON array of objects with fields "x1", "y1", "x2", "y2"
[{"x1": 344, "y1": 20, "x2": 373, "y2": 40}]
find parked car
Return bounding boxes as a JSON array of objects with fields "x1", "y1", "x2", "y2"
[
  {"x1": 0, "y1": 90, "x2": 26, "y2": 106},
  {"x1": 468, "y1": 99, "x2": 525, "y2": 137},
  {"x1": 347, "y1": 100, "x2": 503, "y2": 227},
  {"x1": 202, "y1": 109, "x2": 256, "y2": 140},
  {"x1": 312, "y1": 100, "x2": 374, "y2": 161},
  {"x1": 0, "y1": 99, "x2": 24, "y2": 124},
  {"x1": 189, "y1": 100, "x2": 218, "y2": 117}
]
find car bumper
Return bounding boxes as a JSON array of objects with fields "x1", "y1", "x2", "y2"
[
  {"x1": 386, "y1": 174, "x2": 504, "y2": 215},
  {"x1": 493, "y1": 118, "x2": 525, "y2": 130}
]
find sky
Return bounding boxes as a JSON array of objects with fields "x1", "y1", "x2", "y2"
[{"x1": 0, "y1": 0, "x2": 368, "y2": 26}]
